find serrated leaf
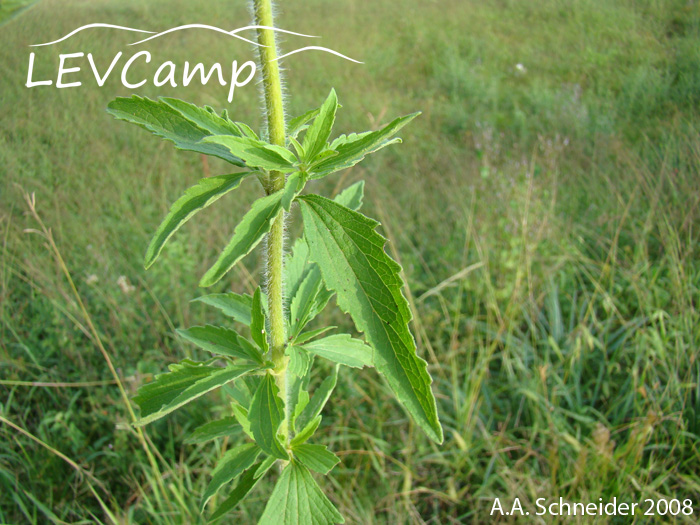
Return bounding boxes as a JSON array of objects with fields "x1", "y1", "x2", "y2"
[
  {"x1": 301, "y1": 334, "x2": 373, "y2": 369},
  {"x1": 144, "y1": 173, "x2": 250, "y2": 269},
  {"x1": 298, "y1": 195, "x2": 443, "y2": 443},
  {"x1": 255, "y1": 455, "x2": 277, "y2": 479},
  {"x1": 287, "y1": 107, "x2": 320, "y2": 140},
  {"x1": 161, "y1": 98, "x2": 242, "y2": 136},
  {"x1": 199, "y1": 187, "x2": 286, "y2": 287},
  {"x1": 289, "y1": 136, "x2": 305, "y2": 159},
  {"x1": 292, "y1": 444, "x2": 340, "y2": 475},
  {"x1": 289, "y1": 267, "x2": 324, "y2": 337},
  {"x1": 285, "y1": 238, "x2": 311, "y2": 303},
  {"x1": 302, "y1": 89, "x2": 338, "y2": 163},
  {"x1": 250, "y1": 288, "x2": 268, "y2": 354},
  {"x1": 184, "y1": 417, "x2": 240, "y2": 444},
  {"x1": 234, "y1": 121, "x2": 259, "y2": 139},
  {"x1": 295, "y1": 366, "x2": 338, "y2": 433},
  {"x1": 293, "y1": 326, "x2": 336, "y2": 345},
  {"x1": 333, "y1": 181, "x2": 365, "y2": 210},
  {"x1": 223, "y1": 379, "x2": 253, "y2": 407},
  {"x1": 230, "y1": 403, "x2": 254, "y2": 440},
  {"x1": 286, "y1": 345, "x2": 312, "y2": 377},
  {"x1": 202, "y1": 135, "x2": 297, "y2": 172},
  {"x1": 290, "y1": 415, "x2": 321, "y2": 447},
  {"x1": 201, "y1": 443, "x2": 261, "y2": 510},
  {"x1": 132, "y1": 360, "x2": 215, "y2": 418},
  {"x1": 281, "y1": 172, "x2": 305, "y2": 211},
  {"x1": 309, "y1": 112, "x2": 420, "y2": 179},
  {"x1": 107, "y1": 96, "x2": 245, "y2": 166},
  {"x1": 209, "y1": 460, "x2": 272, "y2": 522},
  {"x1": 258, "y1": 463, "x2": 344, "y2": 525},
  {"x1": 291, "y1": 389, "x2": 310, "y2": 434},
  {"x1": 193, "y1": 292, "x2": 253, "y2": 325},
  {"x1": 134, "y1": 362, "x2": 258, "y2": 426},
  {"x1": 249, "y1": 374, "x2": 288, "y2": 459},
  {"x1": 177, "y1": 325, "x2": 263, "y2": 363}
]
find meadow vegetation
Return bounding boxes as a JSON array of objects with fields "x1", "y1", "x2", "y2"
[{"x1": 1, "y1": 0, "x2": 699, "y2": 522}]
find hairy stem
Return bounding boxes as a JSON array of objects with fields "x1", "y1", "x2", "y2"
[{"x1": 253, "y1": 0, "x2": 290, "y2": 443}]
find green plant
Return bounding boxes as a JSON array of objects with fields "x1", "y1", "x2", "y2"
[{"x1": 105, "y1": 1, "x2": 442, "y2": 522}]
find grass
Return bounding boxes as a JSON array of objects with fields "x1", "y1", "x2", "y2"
[{"x1": 1, "y1": 0, "x2": 699, "y2": 523}]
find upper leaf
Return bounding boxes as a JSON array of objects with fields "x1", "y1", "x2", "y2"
[
  {"x1": 201, "y1": 443, "x2": 261, "y2": 510},
  {"x1": 177, "y1": 325, "x2": 264, "y2": 364},
  {"x1": 133, "y1": 361, "x2": 258, "y2": 426},
  {"x1": 184, "y1": 417, "x2": 240, "y2": 444},
  {"x1": 292, "y1": 444, "x2": 340, "y2": 475},
  {"x1": 298, "y1": 195, "x2": 443, "y2": 443},
  {"x1": 295, "y1": 365, "x2": 338, "y2": 433},
  {"x1": 290, "y1": 415, "x2": 321, "y2": 447},
  {"x1": 301, "y1": 334, "x2": 373, "y2": 369},
  {"x1": 199, "y1": 181, "x2": 290, "y2": 287},
  {"x1": 202, "y1": 135, "x2": 298, "y2": 172},
  {"x1": 144, "y1": 173, "x2": 250, "y2": 269},
  {"x1": 258, "y1": 463, "x2": 344, "y2": 525},
  {"x1": 192, "y1": 292, "x2": 253, "y2": 326},
  {"x1": 302, "y1": 89, "x2": 338, "y2": 163},
  {"x1": 308, "y1": 112, "x2": 420, "y2": 179},
  {"x1": 333, "y1": 180, "x2": 365, "y2": 210},
  {"x1": 160, "y1": 98, "x2": 242, "y2": 136},
  {"x1": 107, "y1": 96, "x2": 246, "y2": 166},
  {"x1": 209, "y1": 459, "x2": 274, "y2": 522},
  {"x1": 251, "y1": 288, "x2": 269, "y2": 354},
  {"x1": 249, "y1": 373, "x2": 288, "y2": 460}
]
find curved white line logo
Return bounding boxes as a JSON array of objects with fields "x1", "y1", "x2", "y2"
[{"x1": 29, "y1": 23, "x2": 362, "y2": 63}]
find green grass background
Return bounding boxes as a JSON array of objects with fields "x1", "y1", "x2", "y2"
[{"x1": 1, "y1": 0, "x2": 699, "y2": 523}]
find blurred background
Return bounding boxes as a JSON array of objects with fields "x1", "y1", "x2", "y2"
[{"x1": 1, "y1": 0, "x2": 699, "y2": 523}]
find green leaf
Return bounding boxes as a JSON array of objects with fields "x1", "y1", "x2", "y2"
[
  {"x1": 258, "y1": 463, "x2": 344, "y2": 525},
  {"x1": 233, "y1": 121, "x2": 259, "y2": 140},
  {"x1": 285, "y1": 238, "x2": 312, "y2": 304},
  {"x1": 301, "y1": 334, "x2": 373, "y2": 369},
  {"x1": 201, "y1": 443, "x2": 261, "y2": 510},
  {"x1": 133, "y1": 360, "x2": 215, "y2": 419},
  {"x1": 292, "y1": 444, "x2": 340, "y2": 475},
  {"x1": 287, "y1": 108, "x2": 320, "y2": 140},
  {"x1": 184, "y1": 417, "x2": 240, "y2": 444},
  {"x1": 302, "y1": 89, "x2": 338, "y2": 163},
  {"x1": 199, "y1": 190, "x2": 284, "y2": 288},
  {"x1": 177, "y1": 325, "x2": 263, "y2": 363},
  {"x1": 134, "y1": 362, "x2": 258, "y2": 426},
  {"x1": 295, "y1": 366, "x2": 338, "y2": 433},
  {"x1": 255, "y1": 455, "x2": 277, "y2": 479},
  {"x1": 293, "y1": 326, "x2": 336, "y2": 345},
  {"x1": 144, "y1": 173, "x2": 250, "y2": 269},
  {"x1": 309, "y1": 112, "x2": 420, "y2": 178},
  {"x1": 249, "y1": 374, "x2": 288, "y2": 459},
  {"x1": 291, "y1": 389, "x2": 310, "y2": 434},
  {"x1": 289, "y1": 266, "x2": 325, "y2": 337},
  {"x1": 290, "y1": 415, "x2": 321, "y2": 447},
  {"x1": 250, "y1": 288, "x2": 268, "y2": 354},
  {"x1": 107, "y1": 96, "x2": 245, "y2": 166},
  {"x1": 160, "y1": 98, "x2": 242, "y2": 136},
  {"x1": 286, "y1": 345, "x2": 312, "y2": 377},
  {"x1": 333, "y1": 181, "x2": 365, "y2": 211},
  {"x1": 193, "y1": 292, "x2": 253, "y2": 326},
  {"x1": 281, "y1": 172, "x2": 305, "y2": 211},
  {"x1": 230, "y1": 403, "x2": 254, "y2": 440},
  {"x1": 202, "y1": 135, "x2": 297, "y2": 172},
  {"x1": 209, "y1": 460, "x2": 273, "y2": 522},
  {"x1": 298, "y1": 195, "x2": 443, "y2": 443}
]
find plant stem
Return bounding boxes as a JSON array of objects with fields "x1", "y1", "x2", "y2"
[{"x1": 253, "y1": 0, "x2": 290, "y2": 442}]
